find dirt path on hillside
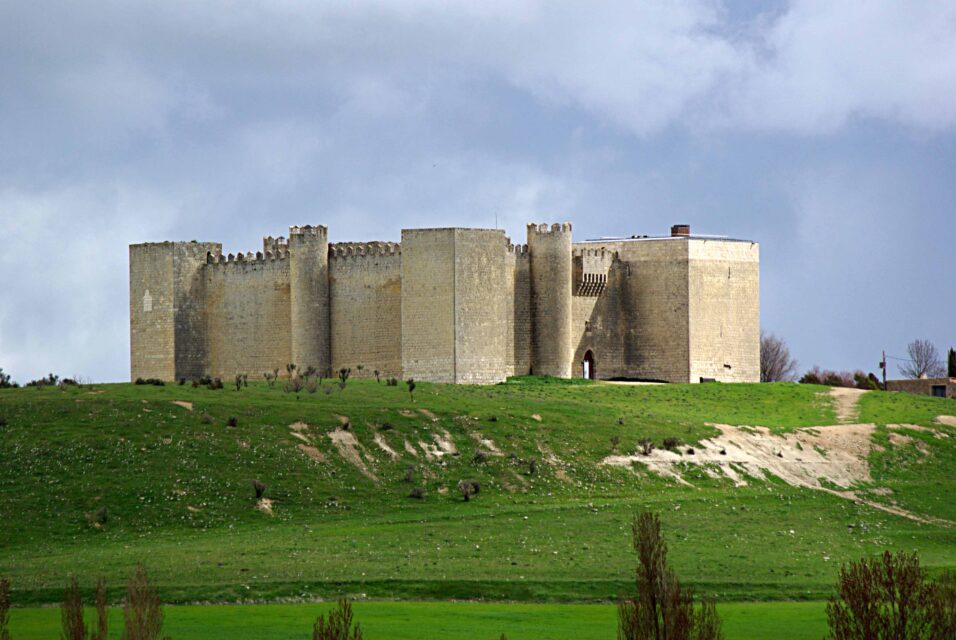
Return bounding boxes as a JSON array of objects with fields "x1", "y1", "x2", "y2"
[
  {"x1": 829, "y1": 387, "x2": 867, "y2": 423},
  {"x1": 601, "y1": 422, "x2": 952, "y2": 526}
]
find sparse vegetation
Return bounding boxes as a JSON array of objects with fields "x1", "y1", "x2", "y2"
[
  {"x1": 0, "y1": 369, "x2": 17, "y2": 389},
  {"x1": 618, "y1": 511, "x2": 722, "y2": 640},
  {"x1": 226, "y1": 416, "x2": 238, "y2": 427},
  {"x1": 62, "y1": 575, "x2": 107, "y2": 640},
  {"x1": 0, "y1": 576, "x2": 10, "y2": 640},
  {"x1": 409, "y1": 487, "x2": 425, "y2": 500},
  {"x1": 122, "y1": 565, "x2": 168, "y2": 640},
  {"x1": 900, "y1": 339, "x2": 945, "y2": 379},
  {"x1": 825, "y1": 550, "x2": 954, "y2": 640},
  {"x1": 457, "y1": 479, "x2": 480, "y2": 502},
  {"x1": 252, "y1": 480, "x2": 267, "y2": 500},
  {"x1": 639, "y1": 438, "x2": 654, "y2": 456},
  {"x1": 135, "y1": 378, "x2": 166, "y2": 386},
  {"x1": 26, "y1": 373, "x2": 60, "y2": 387},
  {"x1": 662, "y1": 437, "x2": 681, "y2": 452},
  {"x1": 760, "y1": 331, "x2": 799, "y2": 382},
  {"x1": 312, "y1": 598, "x2": 362, "y2": 640}
]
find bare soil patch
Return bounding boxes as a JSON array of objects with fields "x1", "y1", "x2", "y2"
[
  {"x1": 297, "y1": 443, "x2": 326, "y2": 462},
  {"x1": 374, "y1": 432, "x2": 400, "y2": 460},
  {"x1": 828, "y1": 387, "x2": 867, "y2": 423},
  {"x1": 419, "y1": 408, "x2": 439, "y2": 421},
  {"x1": 418, "y1": 430, "x2": 458, "y2": 461},
  {"x1": 403, "y1": 439, "x2": 418, "y2": 457},
  {"x1": 171, "y1": 401, "x2": 193, "y2": 411},
  {"x1": 256, "y1": 498, "x2": 274, "y2": 515},
  {"x1": 538, "y1": 443, "x2": 571, "y2": 482},
  {"x1": 936, "y1": 415, "x2": 956, "y2": 428},
  {"x1": 328, "y1": 429, "x2": 377, "y2": 481}
]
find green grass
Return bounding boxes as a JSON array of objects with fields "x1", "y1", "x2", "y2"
[
  {"x1": 0, "y1": 378, "x2": 953, "y2": 610},
  {"x1": 6, "y1": 600, "x2": 828, "y2": 640}
]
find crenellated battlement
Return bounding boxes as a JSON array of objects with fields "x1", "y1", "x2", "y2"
[
  {"x1": 262, "y1": 235, "x2": 289, "y2": 254},
  {"x1": 289, "y1": 224, "x2": 328, "y2": 238},
  {"x1": 508, "y1": 243, "x2": 530, "y2": 255},
  {"x1": 527, "y1": 222, "x2": 572, "y2": 235},
  {"x1": 205, "y1": 249, "x2": 289, "y2": 267},
  {"x1": 328, "y1": 241, "x2": 401, "y2": 259}
]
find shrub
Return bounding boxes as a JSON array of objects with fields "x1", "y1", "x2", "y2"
[
  {"x1": 121, "y1": 565, "x2": 167, "y2": 640},
  {"x1": 200, "y1": 413, "x2": 213, "y2": 425},
  {"x1": 27, "y1": 373, "x2": 59, "y2": 387},
  {"x1": 638, "y1": 438, "x2": 654, "y2": 456},
  {"x1": 208, "y1": 377, "x2": 223, "y2": 390},
  {"x1": 374, "y1": 369, "x2": 381, "y2": 383},
  {"x1": 686, "y1": 447, "x2": 695, "y2": 456},
  {"x1": 826, "y1": 550, "x2": 955, "y2": 640},
  {"x1": 0, "y1": 368, "x2": 18, "y2": 389},
  {"x1": 306, "y1": 380, "x2": 318, "y2": 394},
  {"x1": 409, "y1": 487, "x2": 425, "y2": 500},
  {"x1": 610, "y1": 435, "x2": 621, "y2": 450},
  {"x1": 91, "y1": 506, "x2": 108, "y2": 526},
  {"x1": 403, "y1": 465, "x2": 415, "y2": 483},
  {"x1": 285, "y1": 376, "x2": 305, "y2": 395},
  {"x1": 313, "y1": 598, "x2": 362, "y2": 640},
  {"x1": 134, "y1": 378, "x2": 165, "y2": 387},
  {"x1": 458, "y1": 479, "x2": 480, "y2": 501},
  {"x1": 618, "y1": 511, "x2": 723, "y2": 640},
  {"x1": 473, "y1": 449, "x2": 489, "y2": 464},
  {"x1": 407, "y1": 378, "x2": 416, "y2": 401},
  {"x1": 62, "y1": 575, "x2": 87, "y2": 640},
  {"x1": 380, "y1": 422, "x2": 394, "y2": 431},
  {"x1": 338, "y1": 368, "x2": 351, "y2": 387},
  {"x1": 226, "y1": 416, "x2": 238, "y2": 428},
  {"x1": 662, "y1": 437, "x2": 681, "y2": 451},
  {"x1": 527, "y1": 458, "x2": 537, "y2": 476},
  {"x1": 488, "y1": 415, "x2": 498, "y2": 422},
  {"x1": 178, "y1": 378, "x2": 186, "y2": 386},
  {"x1": 252, "y1": 479, "x2": 267, "y2": 499},
  {"x1": 0, "y1": 576, "x2": 9, "y2": 640},
  {"x1": 303, "y1": 366, "x2": 318, "y2": 381},
  {"x1": 0, "y1": 417, "x2": 6, "y2": 429}
]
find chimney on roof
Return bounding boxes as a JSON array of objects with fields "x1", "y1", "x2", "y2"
[{"x1": 671, "y1": 224, "x2": 690, "y2": 237}]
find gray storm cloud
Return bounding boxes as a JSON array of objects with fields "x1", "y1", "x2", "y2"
[{"x1": 1, "y1": 0, "x2": 954, "y2": 382}]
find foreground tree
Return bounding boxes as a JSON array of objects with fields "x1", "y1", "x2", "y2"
[
  {"x1": 826, "y1": 551, "x2": 955, "y2": 639},
  {"x1": 900, "y1": 339, "x2": 945, "y2": 379},
  {"x1": 618, "y1": 512, "x2": 722, "y2": 640},
  {"x1": 0, "y1": 576, "x2": 10, "y2": 640},
  {"x1": 122, "y1": 565, "x2": 169, "y2": 640},
  {"x1": 948, "y1": 348, "x2": 956, "y2": 378},
  {"x1": 760, "y1": 332, "x2": 799, "y2": 382},
  {"x1": 313, "y1": 599, "x2": 362, "y2": 640}
]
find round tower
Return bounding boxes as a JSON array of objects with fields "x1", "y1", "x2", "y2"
[
  {"x1": 528, "y1": 222, "x2": 573, "y2": 378},
  {"x1": 289, "y1": 225, "x2": 330, "y2": 374}
]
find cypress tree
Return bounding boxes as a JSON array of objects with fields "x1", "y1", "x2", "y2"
[{"x1": 948, "y1": 347, "x2": 956, "y2": 378}]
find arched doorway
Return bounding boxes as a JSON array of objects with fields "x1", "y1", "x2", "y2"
[{"x1": 583, "y1": 350, "x2": 595, "y2": 380}]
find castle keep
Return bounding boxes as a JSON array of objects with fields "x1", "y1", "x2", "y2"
[{"x1": 129, "y1": 223, "x2": 760, "y2": 385}]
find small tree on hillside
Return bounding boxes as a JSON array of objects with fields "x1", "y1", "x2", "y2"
[
  {"x1": 948, "y1": 348, "x2": 956, "y2": 378},
  {"x1": 760, "y1": 331, "x2": 799, "y2": 382},
  {"x1": 618, "y1": 511, "x2": 722, "y2": 640},
  {"x1": 407, "y1": 378, "x2": 416, "y2": 402},
  {"x1": 900, "y1": 339, "x2": 945, "y2": 379},
  {"x1": 0, "y1": 369, "x2": 16, "y2": 389},
  {"x1": 825, "y1": 550, "x2": 954, "y2": 640}
]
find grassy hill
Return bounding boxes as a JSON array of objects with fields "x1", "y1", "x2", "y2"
[{"x1": 0, "y1": 377, "x2": 953, "y2": 606}]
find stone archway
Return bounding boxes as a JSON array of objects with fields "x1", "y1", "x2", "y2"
[{"x1": 583, "y1": 349, "x2": 595, "y2": 380}]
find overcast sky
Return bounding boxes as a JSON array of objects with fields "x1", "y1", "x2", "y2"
[{"x1": 1, "y1": 0, "x2": 954, "y2": 383}]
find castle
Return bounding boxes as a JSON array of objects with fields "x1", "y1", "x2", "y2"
[{"x1": 129, "y1": 223, "x2": 759, "y2": 385}]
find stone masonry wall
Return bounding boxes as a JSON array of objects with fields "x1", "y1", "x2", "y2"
[
  {"x1": 204, "y1": 255, "x2": 292, "y2": 379},
  {"x1": 400, "y1": 229, "x2": 457, "y2": 383},
  {"x1": 130, "y1": 243, "x2": 176, "y2": 381},
  {"x1": 329, "y1": 244, "x2": 402, "y2": 379},
  {"x1": 453, "y1": 229, "x2": 512, "y2": 384},
  {"x1": 511, "y1": 249, "x2": 532, "y2": 376},
  {"x1": 614, "y1": 240, "x2": 691, "y2": 382},
  {"x1": 687, "y1": 239, "x2": 760, "y2": 383}
]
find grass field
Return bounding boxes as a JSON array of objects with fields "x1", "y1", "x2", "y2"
[
  {"x1": 6, "y1": 601, "x2": 828, "y2": 640},
  {"x1": 0, "y1": 377, "x2": 953, "y2": 636}
]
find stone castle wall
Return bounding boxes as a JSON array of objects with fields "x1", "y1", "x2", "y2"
[
  {"x1": 330, "y1": 243, "x2": 402, "y2": 379},
  {"x1": 130, "y1": 224, "x2": 761, "y2": 385},
  {"x1": 687, "y1": 240, "x2": 760, "y2": 383},
  {"x1": 204, "y1": 253, "x2": 292, "y2": 380}
]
